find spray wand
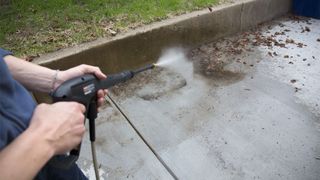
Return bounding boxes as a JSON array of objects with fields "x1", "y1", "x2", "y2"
[{"x1": 49, "y1": 64, "x2": 156, "y2": 179}]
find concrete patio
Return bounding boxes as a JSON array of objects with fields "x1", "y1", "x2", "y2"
[{"x1": 78, "y1": 16, "x2": 320, "y2": 179}]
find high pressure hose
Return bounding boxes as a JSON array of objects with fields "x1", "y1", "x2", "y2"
[
  {"x1": 105, "y1": 94, "x2": 178, "y2": 180},
  {"x1": 91, "y1": 142, "x2": 100, "y2": 180},
  {"x1": 89, "y1": 64, "x2": 157, "y2": 180}
]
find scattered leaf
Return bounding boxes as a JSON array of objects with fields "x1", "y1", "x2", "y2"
[
  {"x1": 290, "y1": 79, "x2": 297, "y2": 83},
  {"x1": 305, "y1": 26, "x2": 311, "y2": 32},
  {"x1": 297, "y1": 43, "x2": 304, "y2": 48},
  {"x1": 285, "y1": 38, "x2": 295, "y2": 44}
]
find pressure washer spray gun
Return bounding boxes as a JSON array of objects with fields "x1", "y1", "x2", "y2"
[{"x1": 49, "y1": 64, "x2": 156, "y2": 179}]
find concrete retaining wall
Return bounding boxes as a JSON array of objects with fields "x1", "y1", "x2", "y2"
[{"x1": 33, "y1": 0, "x2": 291, "y2": 102}]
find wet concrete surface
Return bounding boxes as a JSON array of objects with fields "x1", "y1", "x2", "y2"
[
  {"x1": 78, "y1": 101, "x2": 173, "y2": 179},
  {"x1": 80, "y1": 16, "x2": 320, "y2": 179}
]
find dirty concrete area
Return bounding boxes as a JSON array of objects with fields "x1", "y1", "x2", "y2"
[{"x1": 79, "y1": 16, "x2": 320, "y2": 179}]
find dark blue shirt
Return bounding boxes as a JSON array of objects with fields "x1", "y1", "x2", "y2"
[
  {"x1": 0, "y1": 48, "x2": 87, "y2": 179},
  {"x1": 0, "y1": 48, "x2": 36, "y2": 150}
]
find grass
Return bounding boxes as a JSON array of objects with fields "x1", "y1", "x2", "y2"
[{"x1": 0, "y1": 0, "x2": 219, "y2": 58}]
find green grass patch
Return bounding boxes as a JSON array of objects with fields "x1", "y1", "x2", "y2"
[{"x1": 0, "y1": 0, "x2": 219, "y2": 57}]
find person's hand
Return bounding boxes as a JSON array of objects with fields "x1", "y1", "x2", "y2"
[
  {"x1": 28, "y1": 102, "x2": 86, "y2": 155},
  {"x1": 54, "y1": 64, "x2": 108, "y2": 107}
]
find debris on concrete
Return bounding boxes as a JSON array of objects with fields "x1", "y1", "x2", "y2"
[
  {"x1": 290, "y1": 79, "x2": 297, "y2": 83},
  {"x1": 294, "y1": 87, "x2": 301, "y2": 93},
  {"x1": 86, "y1": 15, "x2": 320, "y2": 180},
  {"x1": 301, "y1": 26, "x2": 311, "y2": 33}
]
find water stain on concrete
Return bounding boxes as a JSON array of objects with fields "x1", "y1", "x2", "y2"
[
  {"x1": 188, "y1": 39, "x2": 249, "y2": 87},
  {"x1": 110, "y1": 68, "x2": 187, "y2": 101},
  {"x1": 111, "y1": 16, "x2": 320, "y2": 179},
  {"x1": 96, "y1": 105, "x2": 121, "y2": 125}
]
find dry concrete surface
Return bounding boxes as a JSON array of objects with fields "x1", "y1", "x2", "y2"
[{"x1": 78, "y1": 16, "x2": 320, "y2": 180}]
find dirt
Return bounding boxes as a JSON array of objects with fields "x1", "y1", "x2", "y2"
[
  {"x1": 110, "y1": 15, "x2": 314, "y2": 102},
  {"x1": 96, "y1": 102, "x2": 121, "y2": 125},
  {"x1": 188, "y1": 42, "x2": 246, "y2": 85},
  {"x1": 110, "y1": 67, "x2": 187, "y2": 101},
  {"x1": 187, "y1": 33, "x2": 250, "y2": 80},
  {"x1": 110, "y1": 68, "x2": 163, "y2": 98},
  {"x1": 182, "y1": 15, "x2": 315, "y2": 93},
  {"x1": 188, "y1": 15, "x2": 311, "y2": 73},
  {"x1": 288, "y1": 14, "x2": 312, "y2": 24}
]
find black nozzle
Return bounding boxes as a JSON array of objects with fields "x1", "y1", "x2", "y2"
[
  {"x1": 98, "y1": 64, "x2": 155, "y2": 90},
  {"x1": 98, "y1": 70, "x2": 134, "y2": 89},
  {"x1": 132, "y1": 64, "x2": 155, "y2": 75}
]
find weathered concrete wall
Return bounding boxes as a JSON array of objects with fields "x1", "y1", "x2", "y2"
[
  {"x1": 241, "y1": 0, "x2": 292, "y2": 30},
  {"x1": 33, "y1": 0, "x2": 291, "y2": 102}
]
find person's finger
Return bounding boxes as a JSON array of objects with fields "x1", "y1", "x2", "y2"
[
  {"x1": 76, "y1": 103, "x2": 86, "y2": 113},
  {"x1": 73, "y1": 124, "x2": 86, "y2": 136},
  {"x1": 97, "y1": 89, "x2": 105, "y2": 99},
  {"x1": 81, "y1": 64, "x2": 106, "y2": 79},
  {"x1": 94, "y1": 71, "x2": 107, "y2": 79},
  {"x1": 97, "y1": 97, "x2": 105, "y2": 107}
]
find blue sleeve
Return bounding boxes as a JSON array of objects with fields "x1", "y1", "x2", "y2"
[
  {"x1": 0, "y1": 48, "x2": 13, "y2": 58},
  {"x1": 0, "y1": 47, "x2": 36, "y2": 150}
]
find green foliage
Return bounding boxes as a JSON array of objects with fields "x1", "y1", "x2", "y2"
[{"x1": 0, "y1": 0, "x2": 218, "y2": 56}]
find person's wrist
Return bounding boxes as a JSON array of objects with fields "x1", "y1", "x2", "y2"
[
  {"x1": 50, "y1": 70, "x2": 59, "y2": 94},
  {"x1": 24, "y1": 127, "x2": 56, "y2": 158},
  {"x1": 50, "y1": 70, "x2": 66, "y2": 93}
]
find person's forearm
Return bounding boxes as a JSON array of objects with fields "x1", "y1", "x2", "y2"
[
  {"x1": 4, "y1": 54, "x2": 107, "y2": 94},
  {"x1": 0, "y1": 128, "x2": 55, "y2": 180},
  {"x1": 4, "y1": 55, "x2": 59, "y2": 93}
]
